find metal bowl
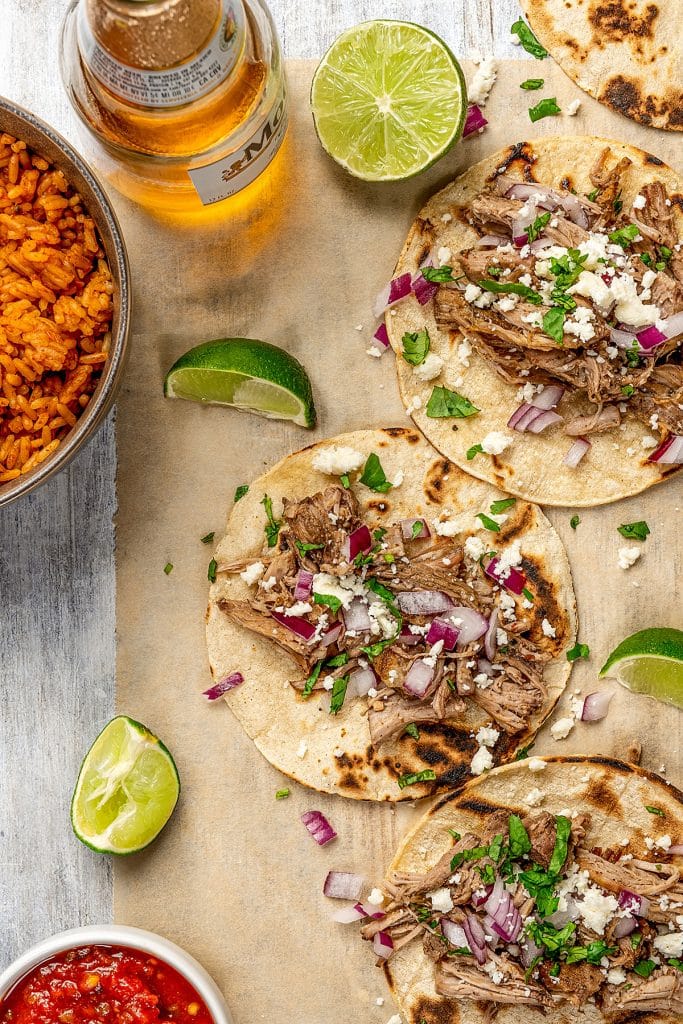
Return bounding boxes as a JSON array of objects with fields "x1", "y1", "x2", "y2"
[{"x1": 0, "y1": 96, "x2": 130, "y2": 508}]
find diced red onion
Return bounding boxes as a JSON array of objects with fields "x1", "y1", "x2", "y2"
[
  {"x1": 341, "y1": 524, "x2": 372, "y2": 562},
  {"x1": 343, "y1": 598, "x2": 371, "y2": 633},
  {"x1": 612, "y1": 915, "x2": 637, "y2": 939},
  {"x1": 271, "y1": 610, "x2": 316, "y2": 642},
  {"x1": 400, "y1": 517, "x2": 430, "y2": 540},
  {"x1": 526, "y1": 409, "x2": 563, "y2": 434},
  {"x1": 412, "y1": 270, "x2": 439, "y2": 306},
  {"x1": 293, "y1": 570, "x2": 314, "y2": 601},
  {"x1": 397, "y1": 625, "x2": 423, "y2": 646},
  {"x1": 509, "y1": 386, "x2": 565, "y2": 433},
  {"x1": 662, "y1": 311, "x2": 683, "y2": 341},
  {"x1": 513, "y1": 233, "x2": 529, "y2": 249},
  {"x1": 203, "y1": 672, "x2": 244, "y2": 700},
  {"x1": 581, "y1": 690, "x2": 613, "y2": 722},
  {"x1": 463, "y1": 914, "x2": 488, "y2": 964},
  {"x1": 426, "y1": 617, "x2": 460, "y2": 651},
  {"x1": 667, "y1": 845, "x2": 683, "y2": 855},
  {"x1": 618, "y1": 890, "x2": 650, "y2": 918},
  {"x1": 520, "y1": 935, "x2": 542, "y2": 968},
  {"x1": 347, "y1": 667, "x2": 377, "y2": 698},
  {"x1": 505, "y1": 183, "x2": 589, "y2": 228},
  {"x1": 637, "y1": 325, "x2": 667, "y2": 350},
  {"x1": 563, "y1": 437, "x2": 591, "y2": 468},
  {"x1": 370, "y1": 322, "x2": 390, "y2": 353},
  {"x1": 481, "y1": 914, "x2": 502, "y2": 950},
  {"x1": 463, "y1": 104, "x2": 488, "y2": 138},
  {"x1": 649, "y1": 435, "x2": 683, "y2": 465},
  {"x1": 483, "y1": 607, "x2": 499, "y2": 661},
  {"x1": 476, "y1": 234, "x2": 508, "y2": 248},
  {"x1": 446, "y1": 606, "x2": 489, "y2": 645},
  {"x1": 373, "y1": 273, "x2": 413, "y2": 318},
  {"x1": 320, "y1": 623, "x2": 342, "y2": 648},
  {"x1": 404, "y1": 659, "x2": 435, "y2": 698},
  {"x1": 484, "y1": 557, "x2": 526, "y2": 595},
  {"x1": 372, "y1": 931, "x2": 394, "y2": 959},
  {"x1": 331, "y1": 902, "x2": 368, "y2": 923},
  {"x1": 397, "y1": 590, "x2": 454, "y2": 615},
  {"x1": 323, "y1": 871, "x2": 364, "y2": 900},
  {"x1": 483, "y1": 875, "x2": 506, "y2": 916},
  {"x1": 529, "y1": 237, "x2": 556, "y2": 253},
  {"x1": 472, "y1": 885, "x2": 493, "y2": 908},
  {"x1": 508, "y1": 403, "x2": 540, "y2": 431},
  {"x1": 441, "y1": 920, "x2": 468, "y2": 948},
  {"x1": 359, "y1": 902, "x2": 386, "y2": 920},
  {"x1": 533, "y1": 385, "x2": 565, "y2": 410},
  {"x1": 477, "y1": 658, "x2": 494, "y2": 677},
  {"x1": 609, "y1": 326, "x2": 637, "y2": 349},
  {"x1": 301, "y1": 810, "x2": 337, "y2": 846}
]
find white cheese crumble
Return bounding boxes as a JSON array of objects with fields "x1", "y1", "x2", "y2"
[
  {"x1": 471, "y1": 746, "x2": 494, "y2": 775},
  {"x1": 476, "y1": 726, "x2": 500, "y2": 747},
  {"x1": 406, "y1": 395, "x2": 423, "y2": 416},
  {"x1": 527, "y1": 757, "x2": 546, "y2": 772},
  {"x1": 541, "y1": 617, "x2": 556, "y2": 638},
  {"x1": 617, "y1": 546, "x2": 642, "y2": 570},
  {"x1": 437, "y1": 245, "x2": 452, "y2": 266},
  {"x1": 565, "y1": 99, "x2": 581, "y2": 116},
  {"x1": 525, "y1": 787, "x2": 545, "y2": 807},
  {"x1": 457, "y1": 337, "x2": 473, "y2": 367},
  {"x1": 607, "y1": 968, "x2": 627, "y2": 985},
  {"x1": 386, "y1": 1016, "x2": 402, "y2": 1024},
  {"x1": 654, "y1": 933, "x2": 683, "y2": 957},
  {"x1": 632, "y1": 194, "x2": 647, "y2": 210},
  {"x1": 240, "y1": 561, "x2": 264, "y2": 586},
  {"x1": 550, "y1": 717, "x2": 575, "y2": 740},
  {"x1": 464, "y1": 535, "x2": 486, "y2": 561},
  {"x1": 284, "y1": 601, "x2": 312, "y2": 616},
  {"x1": 434, "y1": 516, "x2": 459, "y2": 537},
  {"x1": 296, "y1": 740, "x2": 308, "y2": 758},
  {"x1": 312, "y1": 445, "x2": 365, "y2": 475},
  {"x1": 428, "y1": 887, "x2": 455, "y2": 913},
  {"x1": 483, "y1": 961, "x2": 505, "y2": 985},
  {"x1": 367, "y1": 888, "x2": 385, "y2": 906},
  {"x1": 468, "y1": 57, "x2": 498, "y2": 107},
  {"x1": 578, "y1": 887, "x2": 619, "y2": 935},
  {"x1": 413, "y1": 352, "x2": 444, "y2": 381},
  {"x1": 312, "y1": 572, "x2": 366, "y2": 608},
  {"x1": 464, "y1": 283, "x2": 483, "y2": 303},
  {"x1": 481, "y1": 431, "x2": 513, "y2": 455},
  {"x1": 495, "y1": 539, "x2": 523, "y2": 579}
]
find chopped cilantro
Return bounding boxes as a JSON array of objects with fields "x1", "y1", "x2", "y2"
[
  {"x1": 520, "y1": 78, "x2": 544, "y2": 90},
  {"x1": 339, "y1": 472, "x2": 350, "y2": 489},
  {"x1": 329, "y1": 675, "x2": 349, "y2": 715},
  {"x1": 373, "y1": 527, "x2": 387, "y2": 542},
  {"x1": 401, "y1": 329, "x2": 431, "y2": 366},
  {"x1": 448, "y1": 829, "x2": 461, "y2": 840},
  {"x1": 411, "y1": 520, "x2": 425, "y2": 540},
  {"x1": 548, "y1": 816, "x2": 571, "y2": 875},
  {"x1": 360, "y1": 452, "x2": 393, "y2": 493},
  {"x1": 478, "y1": 279, "x2": 543, "y2": 304},
  {"x1": 613, "y1": 191, "x2": 623, "y2": 214},
  {"x1": 366, "y1": 577, "x2": 400, "y2": 613},
  {"x1": 467, "y1": 443, "x2": 484, "y2": 461},
  {"x1": 511, "y1": 18, "x2": 548, "y2": 58},
  {"x1": 633, "y1": 960, "x2": 656, "y2": 979},
  {"x1": 566, "y1": 940, "x2": 617, "y2": 964},
  {"x1": 655, "y1": 260, "x2": 667, "y2": 271},
  {"x1": 200, "y1": 532, "x2": 215, "y2": 544},
  {"x1": 618, "y1": 521, "x2": 650, "y2": 541},
  {"x1": 207, "y1": 558, "x2": 217, "y2": 583},
  {"x1": 422, "y1": 265, "x2": 456, "y2": 283},
  {"x1": 640, "y1": 253, "x2": 653, "y2": 267},
  {"x1": 325, "y1": 652, "x2": 349, "y2": 668},
  {"x1": 488, "y1": 834, "x2": 505, "y2": 862},
  {"x1": 625, "y1": 345, "x2": 642, "y2": 368},
  {"x1": 542, "y1": 306, "x2": 566, "y2": 344},
  {"x1": 608, "y1": 224, "x2": 640, "y2": 248},
  {"x1": 479, "y1": 863, "x2": 496, "y2": 885},
  {"x1": 570, "y1": 515, "x2": 581, "y2": 530},
  {"x1": 517, "y1": 865, "x2": 559, "y2": 918},
  {"x1": 261, "y1": 494, "x2": 281, "y2": 547},
  {"x1": 477, "y1": 512, "x2": 501, "y2": 533},
  {"x1": 313, "y1": 593, "x2": 342, "y2": 614},
  {"x1": 621, "y1": 385, "x2": 635, "y2": 397},
  {"x1": 587, "y1": 188, "x2": 600, "y2": 202},
  {"x1": 234, "y1": 483, "x2": 249, "y2": 502},
  {"x1": 515, "y1": 744, "x2": 533, "y2": 760},
  {"x1": 645, "y1": 805, "x2": 665, "y2": 816},
  {"x1": 522, "y1": 587, "x2": 534, "y2": 603},
  {"x1": 566, "y1": 642, "x2": 590, "y2": 662},
  {"x1": 549, "y1": 962, "x2": 561, "y2": 977},
  {"x1": 508, "y1": 814, "x2": 532, "y2": 858},
  {"x1": 630, "y1": 933, "x2": 642, "y2": 948},
  {"x1": 296, "y1": 541, "x2": 325, "y2": 555},
  {"x1": 426, "y1": 385, "x2": 480, "y2": 419},
  {"x1": 275, "y1": 788, "x2": 290, "y2": 800},
  {"x1": 659, "y1": 245, "x2": 672, "y2": 263},
  {"x1": 404, "y1": 723, "x2": 420, "y2": 740},
  {"x1": 397, "y1": 769, "x2": 437, "y2": 790},
  {"x1": 528, "y1": 97, "x2": 561, "y2": 123},
  {"x1": 302, "y1": 660, "x2": 323, "y2": 699},
  {"x1": 527, "y1": 919, "x2": 576, "y2": 954},
  {"x1": 527, "y1": 212, "x2": 552, "y2": 243},
  {"x1": 549, "y1": 290, "x2": 577, "y2": 311},
  {"x1": 163, "y1": 562, "x2": 173, "y2": 575},
  {"x1": 668, "y1": 959, "x2": 683, "y2": 971},
  {"x1": 490, "y1": 497, "x2": 516, "y2": 514},
  {"x1": 487, "y1": 266, "x2": 503, "y2": 277}
]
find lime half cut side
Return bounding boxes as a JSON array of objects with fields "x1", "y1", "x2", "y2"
[
  {"x1": 71, "y1": 716, "x2": 180, "y2": 855},
  {"x1": 599, "y1": 627, "x2": 683, "y2": 708},
  {"x1": 164, "y1": 338, "x2": 316, "y2": 428},
  {"x1": 311, "y1": 20, "x2": 467, "y2": 181}
]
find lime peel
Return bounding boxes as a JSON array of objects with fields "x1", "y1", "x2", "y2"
[{"x1": 599, "y1": 628, "x2": 683, "y2": 708}]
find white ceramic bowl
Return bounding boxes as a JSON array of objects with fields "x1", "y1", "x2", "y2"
[{"x1": 0, "y1": 925, "x2": 233, "y2": 1024}]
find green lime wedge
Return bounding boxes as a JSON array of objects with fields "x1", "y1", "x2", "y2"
[
  {"x1": 310, "y1": 20, "x2": 466, "y2": 181},
  {"x1": 71, "y1": 716, "x2": 180, "y2": 855},
  {"x1": 164, "y1": 338, "x2": 316, "y2": 428},
  {"x1": 599, "y1": 627, "x2": 683, "y2": 707}
]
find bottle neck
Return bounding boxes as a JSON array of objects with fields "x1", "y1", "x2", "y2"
[{"x1": 79, "y1": 0, "x2": 248, "y2": 107}]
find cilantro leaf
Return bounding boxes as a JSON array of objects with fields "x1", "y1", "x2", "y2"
[
  {"x1": 234, "y1": 484, "x2": 249, "y2": 502},
  {"x1": 490, "y1": 498, "x2": 516, "y2": 514},
  {"x1": 515, "y1": 744, "x2": 534, "y2": 761},
  {"x1": 548, "y1": 816, "x2": 572, "y2": 875},
  {"x1": 329, "y1": 675, "x2": 349, "y2": 715},
  {"x1": 640, "y1": 253, "x2": 653, "y2": 267},
  {"x1": 397, "y1": 769, "x2": 437, "y2": 790},
  {"x1": 621, "y1": 385, "x2": 635, "y2": 397},
  {"x1": 587, "y1": 188, "x2": 600, "y2": 202},
  {"x1": 404, "y1": 723, "x2": 420, "y2": 740},
  {"x1": 526, "y1": 919, "x2": 576, "y2": 953},
  {"x1": 313, "y1": 593, "x2": 342, "y2": 614},
  {"x1": 339, "y1": 473, "x2": 350, "y2": 489},
  {"x1": 163, "y1": 562, "x2": 173, "y2": 575},
  {"x1": 261, "y1": 494, "x2": 281, "y2": 547},
  {"x1": 360, "y1": 453, "x2": 393, "y2": 493},
  {"x1": 275, "y1": 788, "x2": 290, "y2": 799},
  {"x1": 511, "y1": 18, "x2": 548, "y2": 58},
  {"x1": 296, "y1": 541, "x2": 325, "y2": 555},
  {"x1": 508, "y1": 814, "x2": 532, "y2": 858},
  {"x1": 325, "y1": 652, "x2": 349, "y2": 668},
  {"x1": 520, "y1": 78, "x2": 544, "y2": 90},
  {"x1": 566, "y1": 642, "x2": 590, "y2": 662},
  {"x1": 633, "y1": 960, "x2": 656, "y2": 979},
  {"x1": 542, "y1": 306, "x2": 566, "y2": 344},
  {"x1": 302, "y1": 659, "x2": 323, "y2": 699},
  {"x1": 478, "y1": 279, "x2": 543, "y2": 304},
  {"x1": 608, "y1": 224, "x2": 640, "y2": 248},
  {"x1": 200, "y1": 532, "x2": 215, "y2": 544},
  {"x1": 477, "y1": 512, "x2": 501, "y2": 533},
  {"x1": 426, "y1": 386, "x2": 479, "y2": 419},
  {"x1": 467, "y1": 443, "x2": 484, "y2": 461},
  {"x1": 527, "y1": 212, "x2": 551, "y2": 244},
  {"x1": 402, "y1": 329, "x2": 431, "y2": 366},
  {"x1": 411, "y1": 520, "x2": 425, "y2": 540},
  {"x1": 528, "y1": 98, "x2": 561, "y2": 123},
  {"x1": 618, "y1": 521, "x2": 650, "y2": 542},
  {"x1": 570, "y1": 515, "x2": 580, "y2": 529},
  {"x1": 645, "y1": 805, "x2": 665, "y2": 817},
  {"x1": 422, "y1": 265, "x2": 456, "y2": 283},
  {"x1": 517, "y1": 865, "x2": 559, "y2": 918},
  {"x1": 207, "y1": 558, "x2": 217, "y2": 583},
  {"x1": 566, "y1": 940, "x2": 617, "y2": 965}
]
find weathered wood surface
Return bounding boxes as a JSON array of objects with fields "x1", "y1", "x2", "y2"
[{"x1": 0, "y1": 0, "x2": 519, "y2": 967}]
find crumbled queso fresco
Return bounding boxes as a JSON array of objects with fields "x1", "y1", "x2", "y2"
[{"x1": 312, "y1": 446, "x2": 365, "y2": 476}]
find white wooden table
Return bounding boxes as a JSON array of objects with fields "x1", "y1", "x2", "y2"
[{"x1": 0, "y1": 0, "x2": 519, "y2": 964}]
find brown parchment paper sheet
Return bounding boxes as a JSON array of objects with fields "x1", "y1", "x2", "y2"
[{"x1": 114, "y1": 61, "x2": 682, "y2": 1023}]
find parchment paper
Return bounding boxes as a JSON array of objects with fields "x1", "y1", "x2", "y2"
[{"x1": 114, "y1": 60, "x2": 682, "y2": 1024}]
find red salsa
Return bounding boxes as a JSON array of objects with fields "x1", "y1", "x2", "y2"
[{"x1": 0, "y1": 946, "x2": 213, "y2": 1024}]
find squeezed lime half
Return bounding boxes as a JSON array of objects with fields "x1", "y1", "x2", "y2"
[
  {"x1": 599, "y1": 628, "x2": 683, "y2": 707},
  {"x1": 164, "y1": 338, "x2": 316, "y2": 428},
  {"x1": 71, "y1": 716, "x2": 180, "y2": 855},
  {"x1": 310, "y1": 20, "x2": 467, "y2": 181}
]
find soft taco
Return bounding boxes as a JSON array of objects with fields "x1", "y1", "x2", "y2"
[
  {"x1": 358, "y1": 756, "x2": 683, "y2": 1023},
  {"x1": 205, "y1": 428, "x2": 576, "y2": 801},
  {"x1": 386, "y1": 136, "x2": 683, "y2": 506},
  {"x1": 519, "y1": 0, "x2": 682, "y2": 132}
]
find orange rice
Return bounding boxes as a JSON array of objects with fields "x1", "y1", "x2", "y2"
[{"x1": 0, "y1": 131, "x2": 114, "y2": 483}]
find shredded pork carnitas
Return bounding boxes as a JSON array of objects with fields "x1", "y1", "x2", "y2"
[
  {"x1": 217, "y1": 482, "x2": 559, "y2": 770},
  {"x1": 363, "y1": 809, "x2": 683, "y2": 1014},
  {"x1": 434, "y1": 147, "x2": 683, "y2": 441}
]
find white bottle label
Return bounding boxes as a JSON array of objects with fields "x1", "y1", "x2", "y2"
[
  {"x1": 78, "y1": 1, "x2": 246, "y2": 108},
  {"x1": 188, "y1": 85, "x2": 287, "y2": 204}
]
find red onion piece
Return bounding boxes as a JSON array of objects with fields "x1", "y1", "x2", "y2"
[
  {"x1": 372, "y1": 931, "x2": 394, "y2": 959},
  {"x1": 301, "y1": 810, "x2": 337, "y2": 846},
  {"x1": 529, "y1": 237, "x2": 555, "y2": 253},
  {"x1": 513, "y1": 233, "x2": 529, "y2": 249},
  {"x1": 371, "y1": 323, "x2": 390, "y2": 352},
  {"x1": 472, "y1": 884, "x2": 493, "y2": 908},
  {"x1": 612, "y1": 915, "x2": 637, "y2": 939},
  {"x1": 343, "y1": 598, "x2": 371, "y2": 633},
  {"x1": 463, "y1": 914, "x2": 488, "y2": 964},
  {"x1": 649, "y1": 435, "x2": 683, "y2": 465},
  {"x1": 426, "y1": 617, "x2": 460, "y2": 651},
  {"x1": 526, "y1": 409, "x2": 563, "y2": 434},
  {"x1": 397, "y1": 590, "x2": 454, "y2": 615},
  {"x1": 446, "y1": 606, "x2": 489, "y2": 645},
  {"x1": 293, "y1": 570, "x2": 314, "y2": 601},
  {"x1": 203, "y1": 672, "x2": 244, "y2": 700},
  {"x1": 662, "y1": 311, "x2": 683, "y2": 341},
  {"x1": 618, "y1": 890, "x2": 649, "y2": 917},
  {"x1": 441, "y1": 920, "x2": 468, "y2": 948},
  {"x1": 271, "y1": 610, "x2": 316, "y2": 642},
  {"x1": 609, "y1": 326, "x2": 637, "y2": 349},
  {"x1": 397, "y1": 626, "x2": 423, "y2": 646},
  {"x1": 400, "y1": 517, "x2": 430, "y2": 540},
  {"x1": 347, "y1": 667, "x2": 377, "y2": 697},
  {"x1": 667, "y1": 845, "x2": 683, "y2": 855},
  {"x1": 483, "y1": 875, "x2": 505, "y2": 917},
  {"x1": 341, "y1": 524, "x2": 372, "y2": 562},
  {"x1": 323, "y1": 871, "x2": 364, "y2": 900},
  {"x1": 581, "y1": 690, "x2": 613, "y2": 722},
  {"x1": 463, "y1": 104, "x2": 488, "y2": 138},
  {"x1": 477, "y1": 658, "x2": 494, "y2": 677},
  {"x1": 372, "y1": 273, "x2": 413, "y2": 318},
  {"x1": 533, "y1": 385, "x2": 565, "y2": 410},
  {"x1": 481, "y1": 914, "x2": 502, "y2": 950},
  {"x1": 510, "y1": 387, "x2": 565, "y2": 432},
  {"x1": 505, "y1": 183, "x2": 589, "y2": 228},
  {"x1": 520, "y1": 935, "x2": 542, "y2": 968},
  {"x1": 563, "y1": 437, "x2": 591, "y2": 468},
  {"x1": 412, "y1": 271, "x2": 439, "y2": 306},
  {"x1": 637, "y1": 325, "x2": 667, "y2": 350},
  {"x1": 359, "y1": 902, "x2": 386, "y2": 920},
  {"x1": 404, "y1": 659, "x2": 435, "y2": 698},
  {"x1": 483, "y1": 607, "x2": 499, "y2": 661},
  {"x1": 331, "y1": 902, "x2": 367, "y2": 923},
  {"x1": 476, "y1": 234, "x2": 508, "y2": 248},
  {"x1": 508, "y1": 403, "x2": 537, "y2": 431},
  {"x1": 320, "y1": 623, "x2": 342, "y2": 648},
  {"x1": 484, "y1": 557, "x2": 526, "y2": 595}
]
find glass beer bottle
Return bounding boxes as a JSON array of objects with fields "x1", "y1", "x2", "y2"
[{"x1": 60, "y1": 0, "x2": 287, "y2": 211}]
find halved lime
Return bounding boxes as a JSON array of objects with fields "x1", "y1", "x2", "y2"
[
  {"x1": 71, "y1": 716, "x2": 180, "y2": 855},
  {"x1": 310, "y1": 20, "x2": 467, "y2": 181},
  {"x1": 164, "y1": 338, "x2": 316, "y2": 428},
  {"x1": 599, "y1": 628, "x2": 683, "y2": 707}
]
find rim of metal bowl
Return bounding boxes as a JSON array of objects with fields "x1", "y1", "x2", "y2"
[{"x1": 0, "y1": 96, "x2": 130, "y2": 509}]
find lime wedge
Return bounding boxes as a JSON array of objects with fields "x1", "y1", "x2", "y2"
[
  {"x1": 599, "y1": 628, "x2": 683, "y2": 707},
  {"x1": 71, "y1": 716, "x2": 180, "y2": 855},
  {"x1": 164, "y1": 338, "x2": 316, "y2": 428},
  {"x1": 310, "y1": 20, "x2": 466, "y2": 181}
]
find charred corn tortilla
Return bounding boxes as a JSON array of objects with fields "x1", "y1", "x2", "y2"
[
  {"x1": 383, "y1": 756, "x2": 683, "y2": 1024},
  {"x1": 205, "y1": 428, "x2": 576, "y2": 802},
  {"x1": 520, "y1": 0, "x2": 682, "y2": 132},
  {"x1": 387, "y1": 136, "x2": 683, "y2": 507}
]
